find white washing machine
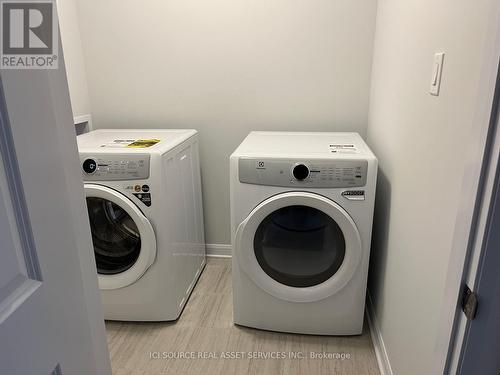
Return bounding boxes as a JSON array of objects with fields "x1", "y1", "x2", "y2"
[
  {"x1": 77, "y1": 129, "x2": 206, "y2": 321},
  {"x1": 230, "y1": 131, "x2": 377, "y2": 335}
]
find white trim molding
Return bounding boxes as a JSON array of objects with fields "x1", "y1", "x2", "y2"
[
  {"x1": 74, "y1": 114, "x2": 92, "y2": 125},
  {"x1": 206, "y1": 244, "x2": 232, "y2": 258},
  {"x1": 73, "y1": 114, "x2": 93, "y2": 135},
  {"x1": 366, "y1": 292, "x2": 393, "y2": 375}
]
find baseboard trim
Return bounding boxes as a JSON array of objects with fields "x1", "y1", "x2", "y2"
[
  {"x1": 366, "y1": 292, "x2": 393, "y2": 375},
  {"x1": 206, "y1": 243, "x2": 232, "y2": 258}
]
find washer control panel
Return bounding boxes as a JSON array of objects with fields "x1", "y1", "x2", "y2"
[
  {"x1": 238, "y1": 158, "x2": 368, "y2": 188},
  {"x1": 80, "y1": 154, "x2": 150, "y2": 181}
]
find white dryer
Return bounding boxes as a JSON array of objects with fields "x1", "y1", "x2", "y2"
[
  {"x1": 230, "y1": 132, "x2": 377, "y2": 335},
  {"x1": 78, "y1": 129, "x2": 205, "y2": 321}
]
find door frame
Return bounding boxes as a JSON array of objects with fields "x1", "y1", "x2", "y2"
[
  {"x1": 433, "y1": 2, "x2": 500, "y2": 373},
  {"x1": 443, "y1": 63, "x2": 500, "y2": 373},
  {"x1": 457, "y1": 105, "x2": 500, "y2": 373}
]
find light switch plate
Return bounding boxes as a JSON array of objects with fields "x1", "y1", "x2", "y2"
[{"x1": 430, "y1": 52, "x2": 445, "y2": 96}]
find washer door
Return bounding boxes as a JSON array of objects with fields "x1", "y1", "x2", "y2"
[
  {"x1": 235, "y1": 192, "x2": 362, "y2": 302},
  {"x1": 84, "y1": 184, "x2": 156, "y2": 290}
]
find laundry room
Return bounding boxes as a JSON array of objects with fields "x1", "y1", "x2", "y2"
[{"x1": 1, "y1": 0, "x2": 499, "y2": 375}]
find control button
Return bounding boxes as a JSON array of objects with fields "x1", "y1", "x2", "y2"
[
  {"x1": 293, "y1": 164, "x2": 309, "y2": 180},
  {"x1": 82, "y1": 159, "x2": 97, "y2": 174},
  {"x1": 142, "y1": 184, "x2": 150, "y2": 192}
]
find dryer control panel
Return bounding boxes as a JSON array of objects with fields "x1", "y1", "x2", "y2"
[
  {"x1": 80, "y1": 154, "x2": 150, "y2": 181},
  {"x1": 238, "y1": 158, "x2": 368, "y2": 188}
]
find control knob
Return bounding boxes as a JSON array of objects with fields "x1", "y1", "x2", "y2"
[
  {"x1": 82, "y1": 159, "x2": 98, "y2": 174},
  {"x1": 293, "y1": 164, "x2": 309, "y2": 181}
]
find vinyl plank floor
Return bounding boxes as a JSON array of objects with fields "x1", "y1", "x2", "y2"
[{"x1": 106, "y1": 258, "x2": 380, "y2": 375}]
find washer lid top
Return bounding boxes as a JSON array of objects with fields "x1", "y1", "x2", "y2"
[
  {"x1": 77, "y1": 129, "x2": 197, "y2": 154},
  {"x1": 231, "y1": 131, "x2": 376, "y2": 160}
]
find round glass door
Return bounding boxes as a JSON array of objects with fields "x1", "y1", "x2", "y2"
[
  {"x1": 87, "y1": 197, "x2": 141, "y2": 275},
  {"x1": 254, "y1": 205, "x2": 346, "y2": 287},
  {"x1": 235, "y1": 192, "x2": 362, "y2": 302},
  {"x1": 84, "y1": 184, "x2": 156, "y2": 290}
]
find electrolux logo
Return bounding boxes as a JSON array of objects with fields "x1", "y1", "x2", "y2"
[{"x1": 1, "y1": 0, "x2": 58, "y2": 69}]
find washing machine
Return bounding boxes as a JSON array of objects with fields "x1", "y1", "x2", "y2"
[
  {"x1": 77, "y1": 129, "x2": 206, "y2": 321},
  {"x1": 230, "y1": 131, "x2": 377, "y2": 335}
]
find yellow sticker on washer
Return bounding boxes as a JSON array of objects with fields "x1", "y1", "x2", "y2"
[{"x1": 126, "y1": 139, "x2": 161, "y2": 148}]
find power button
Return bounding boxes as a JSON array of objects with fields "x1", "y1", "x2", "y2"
[
  {"x1": 82, "y1": 159, "x2": 97, "y2": 174},
  {"x1": 292, "y1": 164, "x2": 309, "y2": 181}
]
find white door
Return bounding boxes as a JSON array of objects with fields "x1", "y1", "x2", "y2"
[
  {"x1": 85, "y1": 184, "x2": 156, "y2": 290},
  {"x1": 0, "y1": 61, "x2": 111, "y2": 373},
  {"x1": 235, "y1": 191, "x2": 362, "y2": 303}
]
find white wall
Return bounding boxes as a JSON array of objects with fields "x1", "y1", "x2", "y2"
[
  {"x1": 76, "y1": 0, "x2": 378, "y2": 244},
  {"x1": 366, "y1": 0, "x2": 496, "y2": 374},
  {"x1": 56, "y1": 0, "x2": 91, "y2": 118}
]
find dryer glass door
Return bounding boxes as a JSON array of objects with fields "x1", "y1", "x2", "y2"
[
  {"x1": 85, "y1": 184, "x2": 156, "y2": 290},
  {"x1": 254, "y1": 205, "x2": 345, "y2": 287},
  {"x1": 235, "y1": 191, "x2": 362, "y2": 302}
]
